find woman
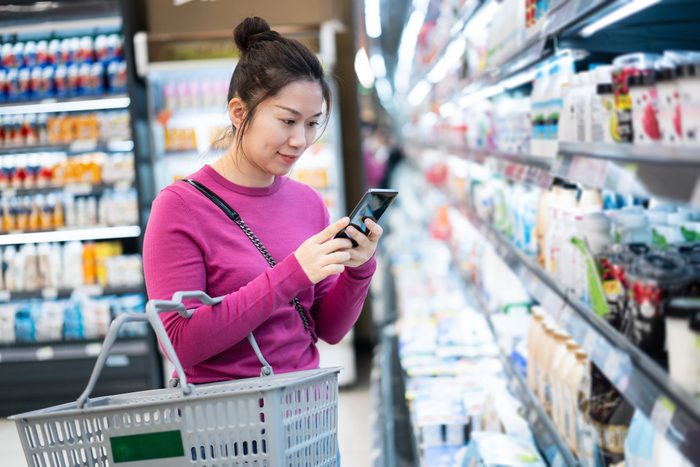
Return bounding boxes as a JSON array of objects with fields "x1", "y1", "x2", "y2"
[{"x1": 143, "y1": 16, "x2": 381, "y2": 383}]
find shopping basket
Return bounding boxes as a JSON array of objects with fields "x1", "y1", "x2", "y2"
[{"x1": 10, "y1": 291, "x2": 340, "y2": 467}]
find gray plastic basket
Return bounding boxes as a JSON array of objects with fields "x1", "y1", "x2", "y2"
[{"x1": 10, "y1": 291, "x2": 340, "y2": 467}]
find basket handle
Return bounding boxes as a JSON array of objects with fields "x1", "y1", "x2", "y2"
[
  {"x1": 76, "y1": 312, "x2": 149, "y2": 409},
  {"x1": 76, "y1": 291, "x2": 274, "y2": 409}
]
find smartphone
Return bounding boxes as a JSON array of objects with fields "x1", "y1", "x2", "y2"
[{"x1": 335, "y1": 188, "x2": 398, "y2": 246}]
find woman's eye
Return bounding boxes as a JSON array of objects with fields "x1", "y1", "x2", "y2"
[
  {"x1": 282, "y1": 119, "x2": 295, "y2": 125},
  {"x1": 308, "y1": 121, "x2": 320, "y2": 128}
]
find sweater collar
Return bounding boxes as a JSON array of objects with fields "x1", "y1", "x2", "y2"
[{"x1": 201, "y1": 164, "x2": 286, "y2": 196}]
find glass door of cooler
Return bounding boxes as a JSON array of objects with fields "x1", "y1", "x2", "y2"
[
  {"x1": 145, "y1": 59, "x2": 234, "y2": 191},
  {"x1": 0, "y1": 1, "x2": 160, "y2": 415}
]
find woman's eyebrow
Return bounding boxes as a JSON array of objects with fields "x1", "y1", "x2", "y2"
[{"x1": 275, "y1": 105, "x2": 323, "y2": 118}]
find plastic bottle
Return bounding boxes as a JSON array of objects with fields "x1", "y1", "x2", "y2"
[
  {"x1": 559, "y1": 72, "x2": 580, "y2": 143},
  {"x1": 527, "y1": 307, "x2": 546, "y2": 393},
  {"x1": 531, "y1": 68, "x2": 549, "y2": 156}
]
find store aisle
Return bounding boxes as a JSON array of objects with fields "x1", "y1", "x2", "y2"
[
  {"x1": 0, "y1": 348, "x2": 373, "y2": 467},
  {"x1": 338, "y1": 347, "x2": 373, "y2": 466},
  {"x1": 0, "y1": 417, "x2": 24, "y2": 466}
]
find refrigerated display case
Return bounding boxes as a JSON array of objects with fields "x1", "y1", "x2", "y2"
[
  {"x1": 369, "y1": 0, "x2": 700, "y2": 465},
  {"x1": 0, "y1": 0, "x2": 161, "y2": 415}
]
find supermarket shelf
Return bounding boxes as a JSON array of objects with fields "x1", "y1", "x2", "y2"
[
  {"x1": 2, "y1": 181, "x2": 133, "y2": 198},
  {"x1": 0, "y1": 284, "x2": 143, "y2": 302},
  {"x1": 0, "y1": 225, "x2": 141, "y2": 245},
  {"x1": 455, "y1": 205, "x2": 700, "y2": 464},
  {"x1": 559, "y1": 142, "x2": 700, "y2": 167},
  {"x1": 0, "y1": 95, "x2": 130, "y2": 116},
  {"x1": 0, "y1": 140, "x2": 134, "y2": 155},
  {"x1": 464, "y1": 284, "x2": 577, "y2": 467},
  {"x1": 0, "y1": 338, "x2": 148, "y2": 364},
  {"x1": 555, "y1": 143, "x2": 700, "y2": 206},
  {"x1": 411, "y1": 142, "x2": 555, "y2": 188}
]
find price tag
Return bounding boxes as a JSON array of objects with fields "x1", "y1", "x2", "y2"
[
  {"x1": 36, "y1": 346, "x2": 55, "y2": 361},
  {"x1": 559, "y1": 305, "x2": 573, "y2": 326},
  {"x1": 74, "y1": 285, "x2": 104, "y2": 296},
  {"x1": 602, "y1": 350, "x2": 631, "y2": 392},
  {"x1": 582, "y1": 330, "x2": 598, "y2": 353},
  {"x1": 542, "y1": 289, "x2": 563, "y2": 314},
  {"x1": 85, "y1": 343, "x2": 102, "y2": 357},
  {"x1": 0, "y1": 290, "x2": 10, "y2": 302},
  {"x1": 69, "y1": 140, "x2": 98, "y2": 153},
  {"x1": 41, "y1": 288, "x2": 58, "y2": 299},
  {"x1": 650, "y1": 396, "x2": 676, "y2": 435},
  {"x1": 66, "y1": 183, "x2": 92, "y2": 195}
]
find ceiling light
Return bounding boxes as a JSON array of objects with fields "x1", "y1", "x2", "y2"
[
  {"x1": 580, "y1": 0, "x2": 660, "y2": 38},
  {"x1": 395, "y1": 0, "x2": 429, "y2": 93},
  {"x1": 354, "y1": 47, "x2": 375, "y2": 89},
  {"x1": 365, "y1": 0, "x2": 382, "y2": 38},
  {"x1": 370, "y1": 53, "x2": 387, "y2": 79},
  {"x1": 408, "y1": 80, "x2": 431, "y2": 107}
]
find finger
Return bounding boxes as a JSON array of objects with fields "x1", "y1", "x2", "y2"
[
  {"x1": 313, "y1": 217, "x2": 350, "y2": 243},
  {"x1": 322, "y1": 251, "x2": 352, "y2": 266},
  {"x1": 363, "y1": 218, "x2": 384, "y2": 241},
  {"x1": 320, "y1": 238, "x2": 354, "y2": 253},
  {"x1": 346, "y1": 225, "x2": 371, "y2": 248}
]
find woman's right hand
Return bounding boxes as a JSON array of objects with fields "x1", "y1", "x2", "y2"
[{"x1": 294, "y1": 217, "x2": 354, "y2": 284}]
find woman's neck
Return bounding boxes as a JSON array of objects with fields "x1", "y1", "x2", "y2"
[{"x1": 212, "y1": 148, "x2": 275, "y2": 188}]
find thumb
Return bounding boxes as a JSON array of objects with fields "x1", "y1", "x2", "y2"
[{"x1": 313, "y1": 217, "x2": 350, "y2": 243}]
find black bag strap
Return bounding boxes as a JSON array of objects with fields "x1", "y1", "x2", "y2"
[{"x1": 182, "y1": 178, "x2": 311, "y2": 332}]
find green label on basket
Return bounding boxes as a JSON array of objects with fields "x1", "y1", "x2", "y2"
[{"x1": 111, "y1": 430, "x2": 184, "y2": 463}]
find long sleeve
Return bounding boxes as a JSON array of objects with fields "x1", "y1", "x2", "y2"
[
  {"x1": 311, "y1": 255, "x2": 377, "y2": 344},
  {"x1": 143, "y1": 188, "x2": 312, "y2": 369}
]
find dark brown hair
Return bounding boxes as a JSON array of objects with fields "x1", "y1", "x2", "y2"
[{"x1": 228, "y1": 16, "x2": 331, "y2": 150}]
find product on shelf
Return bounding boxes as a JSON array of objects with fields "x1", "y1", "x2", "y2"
[
  {"x1": 0, "y1": 34, "x2": 126, "y2": 102},
  {"x1": 0, "y1": 240, "x2": 142, "y2": 293},
  {"x1": 664, "y1": 298, "x2": 700, "y2": 398}
]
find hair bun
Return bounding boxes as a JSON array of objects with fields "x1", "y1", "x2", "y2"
[{"x1": 233, "y1": 16, "x2": 278, "y2": 54}]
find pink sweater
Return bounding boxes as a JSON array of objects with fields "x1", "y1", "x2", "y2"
[{"x1": 143, "y1": 165, "x2": 376, "y2": 383}]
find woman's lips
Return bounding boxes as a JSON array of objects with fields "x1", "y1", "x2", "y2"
[{"x1": 279, "y1": 153, "x2": 300, "y2": 164}]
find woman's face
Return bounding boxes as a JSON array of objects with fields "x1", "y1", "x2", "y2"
[{"x1": 235, "y1": 80, "x2": 325, "y2": 184}]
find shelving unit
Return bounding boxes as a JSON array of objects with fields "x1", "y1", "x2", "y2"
[
  {"x1": 381, "y1": 0, "x2": 700, "y2": 464},
  {"x1": 450, "y1": 203, "x2": 700, "y2": 463},
  {"x1": 0, "y1": 0, "x2": 160, "y2": 415},
  {"x1": 463, "y1": 285, "x2": 577, "y2": 467},
  {"x1": 0, "y1": 95, "x2": 130, "y2": 116}
]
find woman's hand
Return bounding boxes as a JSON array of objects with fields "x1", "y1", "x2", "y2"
[
  {"x1": 294, "y1": 217, "x2": 354, "y2": 284},
  {"x1": 342, "y1": 218, "x2": 383, "y2": 267}
]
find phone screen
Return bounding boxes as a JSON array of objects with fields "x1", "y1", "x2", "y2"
[{"x1": 335, "y1": 189, "x2": 397, "y2": 245}]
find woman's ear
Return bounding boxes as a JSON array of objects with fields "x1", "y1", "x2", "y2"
[{"x1": 227, "y1": 97, "x2": 246, "y2": 128}]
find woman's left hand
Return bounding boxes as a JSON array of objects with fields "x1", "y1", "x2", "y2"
[{"x1": 342, "y1": 218, "x2": 383, "y2": 267}]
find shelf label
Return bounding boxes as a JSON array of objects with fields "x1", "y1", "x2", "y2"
[
  {"x1": 582, "y1": 330, "x2": 599, "y2": 353},
  {"x1": 74, "y1": 285, "x2": 104, "y2": 297},
  {"x1": 42, "y1": 287, "x2": 58, "y2": 299},
  {"x1": 66, "y1": 183, "x2": 93, "y2": 195},
  {"x1": 603, "y1": 350, "x2": 631, "y2": 393},
  {"x1": 650, "y1": 396, "x2": 676, "y2": 435},
  {"x1": 69, "y1": 140, "x2": 98, "y2": 152},
  {"x1": 36, "y1": 346, "x2": 55, "y2": 361},
  {"x1": 85, "y1": 343, "x2": 102, "y2": 357}
]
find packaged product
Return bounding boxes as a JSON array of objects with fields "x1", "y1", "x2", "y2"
[
  {"x1": 664, "y1": 298, "x2": 700, "y2": 397},
  {"x1": 458, "y1": 432, "x2": 545, "y2": 466},
  {"x1": 588, "y1": 365, "x2": 634, "y2": 466},
  {"x1": 626, "y1": 250, "x2": 693, "y2": 365}
]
